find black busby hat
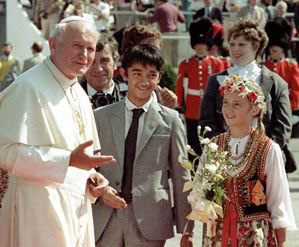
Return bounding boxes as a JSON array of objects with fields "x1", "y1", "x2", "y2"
[
  {"x1": 212, "y1": 23, "x2": 224, "y2": 49},
  {"x1": 265, "y1": 17, "x2": 293, "y2": 50},
  {"x1": 189, "y1": 17, "x2": 214, "y2": 49}
]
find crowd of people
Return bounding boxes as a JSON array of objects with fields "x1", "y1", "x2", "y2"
[{"x1": 0, "y1": 0, "x2": 299, "y2": 246}]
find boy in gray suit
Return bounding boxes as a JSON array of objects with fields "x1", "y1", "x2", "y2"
[{"x1": 93, "y1": 44, "x2": 194, "y2": 247}]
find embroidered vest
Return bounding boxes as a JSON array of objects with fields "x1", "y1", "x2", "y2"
[{"x1": 214, "y1": 133, "x2": 273, "y2": 221}]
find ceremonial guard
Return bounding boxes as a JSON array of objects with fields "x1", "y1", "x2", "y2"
[
  {"x1": 263, "y1": 17, "x2": 299, "y2": 137},
  {"x1": 176, "y1": 17, "x2": 228, "y2": 154},
  {"x1": 209, "y1": 22, "x2": 231, "y2": 69}
]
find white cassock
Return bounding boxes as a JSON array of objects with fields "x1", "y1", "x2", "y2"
[{"x1": 0, "y1": 57, "x2": 101, "y2": 247}]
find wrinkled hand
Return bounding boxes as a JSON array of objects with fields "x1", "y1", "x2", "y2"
[
  {"x1": 156, "y1": 86, "x2": 178, "y2": 109},
  {"x1": 102, "y1": 186, "x2": 127, "y2": 209},
  {"x1": 88, "y1": 173, "x2": 109, "y2": 197},
  {"x1": 70, "y1": 140, "x2": 116, "y2": 170},
  {"x1": 180, "y1": 234, "x2": 193, "y2": 247}
]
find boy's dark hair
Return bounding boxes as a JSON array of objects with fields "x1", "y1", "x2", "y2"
[{"x1": 121, "y1": 44, "x2": 164, "y2": 73}]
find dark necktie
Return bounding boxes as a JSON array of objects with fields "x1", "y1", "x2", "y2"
[
  {"x1": 121, "y1": 108, "x2": 144, "y2": 202},
  {"x1": 206, "y1": 7, "x2": 210, "y2": 17}
]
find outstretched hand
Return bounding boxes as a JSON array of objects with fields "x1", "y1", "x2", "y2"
[
  {"x1": 102, "y1": 186, "x2": 127, "y2": 209},
  {"x1": 70, "y1": 140, "x2": 116, "y2": 170},
  {"x1": 88, "y1": 173, "x2": 109, "y2": 197}
]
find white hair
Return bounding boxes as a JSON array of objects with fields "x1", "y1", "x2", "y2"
[
  {"x1": 50, "y1": 16, "x2": 97, "y2": 41},
  {"x1": 276, "y1": 1, "x2": 287, "y2": 10}
]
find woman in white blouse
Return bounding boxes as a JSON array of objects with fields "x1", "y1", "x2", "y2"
[{"x1": 199, "y1": 17, "x2": 296, "y2": 173}]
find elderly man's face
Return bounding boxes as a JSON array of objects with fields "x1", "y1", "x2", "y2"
[
  {"x1": 276, "y1": 5, "x2": 286, "y2": 16},
  {"x1": 85, "y1": 45, "x2": 115, "y2": 91},
  {"x1": 248, "y1": 0, "x2": 257, "y2": 5},
  {"x1": 203, "y1": 0, "x2": 212, "y2": 6},
  {"x1": 50, "y1": 22, "x2": 98, "y2": 80}
]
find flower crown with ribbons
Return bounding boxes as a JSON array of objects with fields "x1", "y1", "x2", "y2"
[{"x1": 219, "y1": 75, "x2": 266, "y2": 108}]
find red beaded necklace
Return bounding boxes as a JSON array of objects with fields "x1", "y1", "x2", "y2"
[{"x1": 225, "y1": 129, "x2": 255, "y2": 172}]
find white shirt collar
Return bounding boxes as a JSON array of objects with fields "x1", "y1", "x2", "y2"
[
  {"x1": 87, "y1": 80, "x2": 115, "y2": 96},
  {"x1": 125, "y1": 95, "x2": 152, "y2": 114},
  {"x1": 45, "y1": 57, "x2": 77, "y2": 90},
  {"x1": 227, "y1": 60, "x2": 261, "y2": 84},
  {"x1": 1, "y1": 54, "x2": 13, "y2": 61}
]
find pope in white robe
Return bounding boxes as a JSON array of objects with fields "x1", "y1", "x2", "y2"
[{"x1": 0, "y1": 17, "x2": 114, "y2": 247}]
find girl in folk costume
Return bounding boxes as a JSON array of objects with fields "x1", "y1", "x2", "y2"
[
  {"x1": 202, "y1": 76, "x2": 297, "y2": 246},
  {"x1": 176, "y1": 17, "x2": 230, "y2": 155}
]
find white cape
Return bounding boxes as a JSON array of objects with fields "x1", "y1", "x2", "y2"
[{"x1": 0, "y1": 58, "x2": 101, "y2": 247}]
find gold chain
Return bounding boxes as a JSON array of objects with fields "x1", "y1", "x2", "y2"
[{"x1": 45, "y1": 62, "x2": 86, "y2": 138}]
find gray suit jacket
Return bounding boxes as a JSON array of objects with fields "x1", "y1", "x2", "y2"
[
  {"x1": 93, "y1": 99, "x2": 193, "y2": 241},
  {"x1": 22, "y1": 53, "x2": 45, "y2": 73}
]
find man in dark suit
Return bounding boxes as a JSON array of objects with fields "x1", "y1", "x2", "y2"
[
  {"x1": 193, "y1": 0, "x2": 222, "y2": 23},
  {"x1": 93, "y1": 44, "x2": 194, "y2": 246},
  {"x1": 79, "y1": 33, "x2": 128, "y2": 109},
  {"x1": 81, "y1": 31, "x2": 178, "y2": 110}
]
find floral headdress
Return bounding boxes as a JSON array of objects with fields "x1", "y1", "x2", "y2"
[{"x1": 219, "y1": 75, "x2": 266, "y2": 108}]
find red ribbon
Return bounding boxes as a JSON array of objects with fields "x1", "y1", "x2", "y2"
[{"x1": 221, "y1": 202, "x2": 239, "y2": 247}]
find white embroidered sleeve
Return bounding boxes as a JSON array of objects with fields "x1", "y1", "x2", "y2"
[{"x1": 265, "y1": 142, "x2": 297, "y2": 230}]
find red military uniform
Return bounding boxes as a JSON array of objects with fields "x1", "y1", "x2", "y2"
[
  {"x1": 263, "y1": 58, "x2": 299, "y2": 111},
  {"x1": 176, "y1": 55, "x2": 230, "y2": 120}
]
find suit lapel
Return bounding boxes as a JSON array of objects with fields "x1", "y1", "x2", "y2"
[
  {"x1": 135, "y1": 101, "x2": 163, "y2": 160},
  {"x1": 110, "y1": 101, "x2": 126, "y2": 169}
]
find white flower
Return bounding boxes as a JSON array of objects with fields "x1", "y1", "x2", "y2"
[
  {"x1": 207, "y1": 164, "x2": 218, "y2": 174},
  {"x1": 201, "y1": 138, "x2": 210, "y2": 144},
  {"x1": 187, "y1": 194, "x2": 196, "y2": 208},
  {"x1": 204, "y1": 126, "x2": 211, "y2": 132},
  {"x1": 220, "y1": 151, "x2": 228, "y2": 158},
  {"x1": 208, "y1": 142, "x2": 218, "y2": 152},
  {"x1": 202, "y1": 178, "x2": 212, "y2": 190},
  {"x1": 193, "y1": 198, "x2": 207, "y2": 211},
  {"x1": 197, "y1": 126, "x2": 201, "y2": 134},
  {"x1": 185, "y1": 145, "x2": 191, "y2": 152}
]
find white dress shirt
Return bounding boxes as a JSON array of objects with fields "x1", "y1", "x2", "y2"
[{"x1": 125, "y1": 96, "x2": 153, "y2": 145}]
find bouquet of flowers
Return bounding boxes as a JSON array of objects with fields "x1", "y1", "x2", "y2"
[{"x1": 180, "y1": 126, "x2": 228, "y2": 226}]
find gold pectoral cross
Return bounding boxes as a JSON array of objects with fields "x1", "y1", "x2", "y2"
[{"x1": 74, "y1": 110, "x2": 85, "y2": 137}]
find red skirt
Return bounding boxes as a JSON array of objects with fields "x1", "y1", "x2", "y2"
[{"x1": 203, "y1": 218, "x2": 277, "y2": 247}]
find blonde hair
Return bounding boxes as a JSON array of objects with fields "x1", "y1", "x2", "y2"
[
  {"x1": 246, "y1": 82, "x2": 266, "y2": 140},
  {"x1": 221, "y1": 76, "x2": 266, "y2": 139}
]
